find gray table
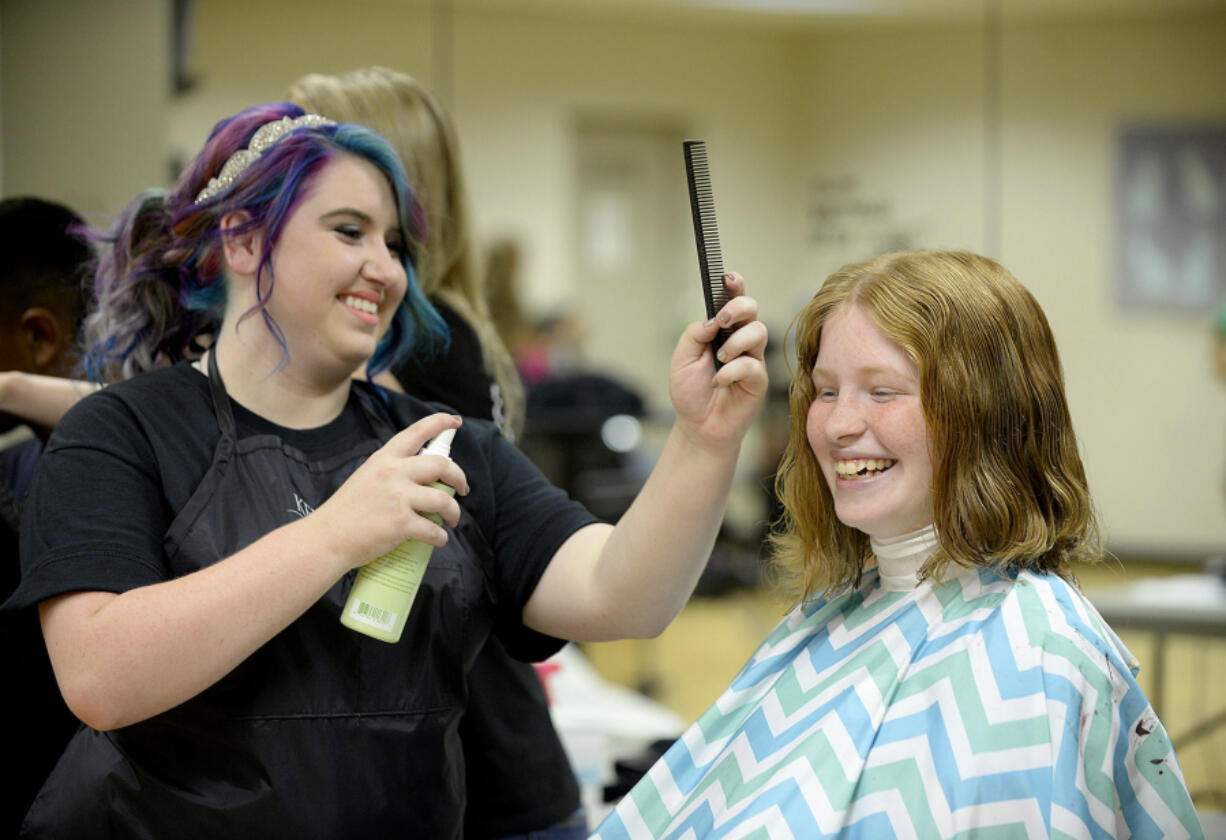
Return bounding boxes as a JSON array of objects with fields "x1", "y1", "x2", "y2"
[{"x1": 1085, "y1": 573, "x2": 1226, "y2": 750}]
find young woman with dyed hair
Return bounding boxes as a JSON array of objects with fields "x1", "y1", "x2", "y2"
[
  {"x1": 5, "y1": 102, "x2": 768, "y2": 838},
  {"x1": 594, "y1": 250, "x2": 1201, "y2": 839}
]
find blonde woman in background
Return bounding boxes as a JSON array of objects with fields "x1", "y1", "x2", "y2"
[{"x1": 286, "y1": 68, "x2": 581, "y2": 839}]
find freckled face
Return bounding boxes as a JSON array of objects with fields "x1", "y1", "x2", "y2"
[{"x1": 806, "y1": 304, "x2": 934, "y2": 538}]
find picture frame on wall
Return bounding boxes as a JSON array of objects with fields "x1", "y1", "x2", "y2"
[{"x1": 1115, "y1": 123, "x2": 1226, "y2": 312}]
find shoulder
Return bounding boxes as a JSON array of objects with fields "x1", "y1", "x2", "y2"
[
  {"x1": 990, "y1": 570, "x2": 1140, "y2": 690},
  {"x1": 1010, "y1": 571, "x2": 1123, "y2": 648},
  {"x1": 48, "y1": 364, "x2": 218, "y2": 479},
  {"x1": 61, "y1": 364, "x2": 209, "y2": 430},
  {"x1": 61, "y1": 365, "x2": 210, "y2": 440},
  {"x1": 916, "y1": 567, "x2": 1122, "y2": 673}
]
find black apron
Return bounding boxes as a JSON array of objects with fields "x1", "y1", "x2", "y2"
[{"x1": 22, "y1": 355, "x2": 495, "y2": 839}]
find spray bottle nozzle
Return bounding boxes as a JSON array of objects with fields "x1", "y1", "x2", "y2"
[{"x1": 423, "y1": 427, "x2": 457, "y2": 459}]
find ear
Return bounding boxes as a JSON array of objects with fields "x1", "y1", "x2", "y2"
[
  {"x1": 18, "y1": 307, "x2": 73, "y2": 372},
  {"x1": 219, "y1": 210, "x2": 263, "y2": 278}
]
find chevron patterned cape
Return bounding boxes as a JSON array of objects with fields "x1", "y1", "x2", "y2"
[{"x1": 593, "y1": 566, "x2": 1203, "y2": 839}]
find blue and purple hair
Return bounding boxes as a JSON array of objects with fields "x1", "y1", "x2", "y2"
[{"x1": 84, "y1": 102, "x2": 447, "y2": 382}]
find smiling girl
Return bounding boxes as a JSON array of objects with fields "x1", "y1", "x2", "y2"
[{"x1": 594, "y1": 250, "x2": 1202, "y2": 839}]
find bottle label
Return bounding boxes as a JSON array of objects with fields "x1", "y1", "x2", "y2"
[
  {"x1": 361, "y1": 543, "x2": 429, "y2": 594},
  {"x1": 346, "y1": 599, "x2": 398, "y2": 631}
]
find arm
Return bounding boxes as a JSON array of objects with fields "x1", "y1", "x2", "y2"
[
  {"x1": 39, "y1": 411, "x2": 468, "y2": 731},
  {"x1": 0, "y1": 371, "x2": 100, "y2": 429},
  {"x1": 523, "y1": 273, "x2": 768, "y2": 641}
]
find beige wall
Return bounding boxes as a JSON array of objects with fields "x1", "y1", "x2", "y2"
[
  {"x1": 168, "y1": 2, "x2": 807, "y2": 332},
  {"x1": 797, "y1": 14, "x2": 1226, "y2": 554},
  {"x1": 3, "y1": 2, "x2": 1224, "y2": 555},
  {"x1": 0, "y1": 0, "x2": 169, "y2": 220},
  {"x1": 1006, "y1": 17, "x2": 1226, "y2": 555}
]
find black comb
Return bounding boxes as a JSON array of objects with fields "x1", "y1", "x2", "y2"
[{"x1": 683, "y1": 140, "x2": 734, "y2": 366}]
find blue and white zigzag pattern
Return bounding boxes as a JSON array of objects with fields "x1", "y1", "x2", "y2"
[{"x1": 592, "y1": 568, "x2": 1202, "y2": 840}]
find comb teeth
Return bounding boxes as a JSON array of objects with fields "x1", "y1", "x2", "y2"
[{"x1": 684, "y1": 140, "x2": 732, "y2": 361}]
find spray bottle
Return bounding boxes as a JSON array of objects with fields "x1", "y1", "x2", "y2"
[{"x1": 341, "y1": 427, "x2": 457, "y2": 643}]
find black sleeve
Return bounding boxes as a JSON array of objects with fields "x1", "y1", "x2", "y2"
[
  {"x1": 7, "y1": 391, "x2": 176, "y2": 609},
  {"x1": 452, "y1": 421, "x2": 599, "y2": 659}
]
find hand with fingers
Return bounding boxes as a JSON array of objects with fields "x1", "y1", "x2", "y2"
[
  {"x1": 312, "y1": 412, "x2": 470, "y2": 570},
  {"x1": 669, "y1": 271, "x2": 770, "y2": 451}
]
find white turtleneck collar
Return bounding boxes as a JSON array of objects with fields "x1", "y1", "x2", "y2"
[{"x1": 870, "y1": 524, "x2": 939, "y2": 592}]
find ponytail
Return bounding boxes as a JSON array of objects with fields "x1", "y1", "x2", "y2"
[{"x1": 83, "y1": 189, "x2": 220, "y2": 382}]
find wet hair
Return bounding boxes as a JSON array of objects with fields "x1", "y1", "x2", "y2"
[
  {"x1": 770, "y1": 249, "x2": 1101, "y2": 600},
  {"x1": 83, "y1": 101, "x2": 446, "y2": 382},
  {"x1": 0, "y1": 196, "x2": 93, "y2": 329},
  {"x1": 287, "y1": 67, "x2": 525, "y2": 439}
]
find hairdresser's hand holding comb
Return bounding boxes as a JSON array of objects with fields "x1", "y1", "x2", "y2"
[
  {"x1": 670, "y1": 272, "x2": 768, "y2": 451},
  {"x1": 522, "y1": 271, "x2": 766, "y2": 641}
]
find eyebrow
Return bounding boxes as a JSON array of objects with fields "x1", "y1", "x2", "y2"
[
  {"x1": 320, "y1": 207, "x2": 373, "y2": 223},
  {"x1": 319, "y1": 207, "x2": 401, "y2": 236},
  {"x1": 812, "y1": 364, "x2": 907, "y2": 378}
]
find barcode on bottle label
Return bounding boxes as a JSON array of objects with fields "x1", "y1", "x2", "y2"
[{"x1": 348, "y1": 600, "x2": 397, "y2": 631}]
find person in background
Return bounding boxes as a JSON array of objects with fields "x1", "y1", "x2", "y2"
[
  {"x1": 485, "y1": 236, "x2": 533, "y2": 374},
  {"x1": 484, "y1": 237, "x2": 576, "y2": 388},
  {"x1": 593, "y1": 249, "x2": 1202, "y2": 839},
  {"x1": 5, "y1": 103, "x2": 768, "y2": 838},
  {"x1": 286, "y1": 67, "x2": 587, "y2": 838},
  {"x1": 0, "y1": 196, "x2": 94, "y2": 836},
  {"x1": 0, "y1": 197, "x2": 95, "y2": 435}
]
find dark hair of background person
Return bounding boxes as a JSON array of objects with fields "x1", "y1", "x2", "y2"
[{"x1": 0, "y1": 197, "x2": 92, "y2": 386}]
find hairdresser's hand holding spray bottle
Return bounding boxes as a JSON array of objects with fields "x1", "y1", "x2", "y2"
[{"x1": 338, "y1": 415, "x2": 466, "y2": 643}]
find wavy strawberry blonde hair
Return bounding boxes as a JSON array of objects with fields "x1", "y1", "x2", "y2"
[{"x1": 769, "y1": 250, "x2": 1100, "y2": 601}]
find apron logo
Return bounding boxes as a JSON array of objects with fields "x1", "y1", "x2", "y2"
[{"x1": 289, "y1": 493, "x2": 315, "y2": 518}]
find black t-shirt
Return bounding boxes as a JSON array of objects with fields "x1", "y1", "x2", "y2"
[
  {"x1": 395, "y1": 304, "x2": 584, "y2": 836},
  {"x1": 8, "y1": 362, "x2": 596, "y2": 655}
]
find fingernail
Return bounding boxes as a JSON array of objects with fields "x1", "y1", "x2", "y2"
[
  {"x1": 716, "y1": 348, "x2": 727, "y2": 363},
  {"x1": 719, "y1": 312, "x2": 731, "y2": 325},
  {"x1": 704, "y1": 318, "x2": 716, "y2": 328}
]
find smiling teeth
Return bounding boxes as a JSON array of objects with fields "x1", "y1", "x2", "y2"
[
  {"x1": 342, "y1": 295, "x2": 378, "y2": 315},
  {"x1": 835, "y1": 458, "x2": 896, "y2": 477}
]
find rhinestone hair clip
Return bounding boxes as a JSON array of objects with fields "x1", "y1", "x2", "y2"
[{"x1": 193, "y1": 114, "x2": 337, "y2": 204}]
